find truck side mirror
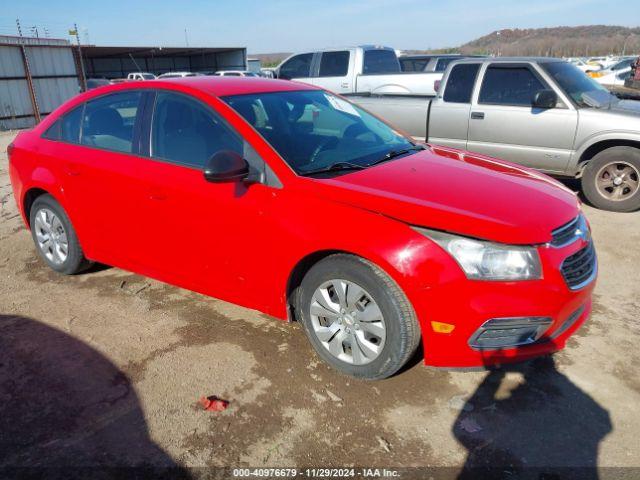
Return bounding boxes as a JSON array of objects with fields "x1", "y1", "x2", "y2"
[{"x1": 532, "y1": 89, "x2": 558, "y2": 109}]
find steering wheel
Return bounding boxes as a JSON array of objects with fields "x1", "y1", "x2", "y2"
[
  {"x1": 309, "y1": 137, "x2": 339, "y2": 163},
  {"x1": 342, "y1": 123, "x2": 383, "y2": 142}
]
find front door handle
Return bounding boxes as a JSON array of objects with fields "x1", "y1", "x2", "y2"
[
  {"x1": 148, "y1": 187, "x2": 168, "y2": 201},
  {"x1": 470, "y1": 111, "x2": 485, "y2": 120}
]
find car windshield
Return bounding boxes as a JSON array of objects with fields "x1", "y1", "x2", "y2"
[
  {"x1": 223, "y1": 90, "x2": 416, "y2": 175},
  {"x1": 541, "y1": 61, "x2": 613, "y2": 107},
  {"x1": 142, "y1": 74, "x2": 155, "y2": 80}
]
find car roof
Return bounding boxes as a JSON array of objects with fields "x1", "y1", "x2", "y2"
[
  {"x1": 453, "y1": 56, "x2": 566, "y2": 64},
  {"x1": 119, "y1": 76, "x2": 318, "y2": 97}
]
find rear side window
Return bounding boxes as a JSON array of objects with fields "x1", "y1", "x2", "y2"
[
  {"x1": 151, "y1": 92, "x2": 242, "y2": 168},
  {"x1": 363, "y1": 49, "x2": 400, "y2": 74},
  {"x1": 279, "y1": 53, "x2": 313, "y2": 79},
  {"x1": 43, "y1": 105, "x2": 83, "y2": 143},
  {"x1": 81, "y1": 91, "x2": 142, "y2": 153},
  {"x1": 400, "y1": 58, "x2": 429, "y2": 72},
  {"x1": 435, "y1": 58, "x2": 457, "y2": 72},
  {"x1": 479, "y1": 66, "x2": 546, "y2": 106},
  {"x1": 319, "y1": 51, "x2": 350, "y2": 77},
  {"x1": 443, "y1": 64, "x2": 480, "y2": 103}
]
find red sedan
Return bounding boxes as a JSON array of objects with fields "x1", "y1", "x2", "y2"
[{"x1": 8, "y1": 77, "x2": 596, "y2": 379}]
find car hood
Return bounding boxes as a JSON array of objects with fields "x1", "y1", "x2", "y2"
[
  {"x1": 610, "y1": 99, "x2": 640, "y2": 116},
  {"x1": 308, "y1": 146, "x2": 580, "y2": 245}
]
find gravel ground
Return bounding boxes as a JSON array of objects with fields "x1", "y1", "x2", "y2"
[{"x1": 1, "y1": 130, "x2": 639, "y2": 478}]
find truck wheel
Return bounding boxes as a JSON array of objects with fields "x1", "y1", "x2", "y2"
[
  {"x1": 582, "y1": 146, "x2": 640, "y2": 212},
  {"x1": 297, "y1": 254, "x2": 421, "y2": 380},
  {"x1": 29, "y1": 194, "x2": 92, "y2": 275}
]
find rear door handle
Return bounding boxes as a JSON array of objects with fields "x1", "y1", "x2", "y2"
[
  {"x1": 63, "y1": 163, "x2": 81, "y2": 176},
  {"x1": 470, "y1": 112, "x2": 485, "y2": 120}
]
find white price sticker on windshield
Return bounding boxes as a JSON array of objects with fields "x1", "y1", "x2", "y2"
[{"x1": 324, "y1": 94, "x2": 360, "y2": 117}]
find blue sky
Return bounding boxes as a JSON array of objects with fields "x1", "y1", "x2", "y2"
[{"x1": 1, "y1": 0, "x2": 637, "y2": 53}]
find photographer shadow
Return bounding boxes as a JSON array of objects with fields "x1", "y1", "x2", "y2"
[
  {"x1": 0, "y1": 314, "x2": 189, "y2": 478},
  {"x1": 454, "y1": 355, "x2": 612, "y2": 480}
]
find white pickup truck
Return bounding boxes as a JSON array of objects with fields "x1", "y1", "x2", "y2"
[{"x1": 274, "y1": 45, "x2": 441, "y2": 96}]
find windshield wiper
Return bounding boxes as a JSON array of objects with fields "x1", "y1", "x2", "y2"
[
  {"x1": 367, "y1": 145, "x2": 426, "y2": 167},
  {"x1": 302, "y1": 161, "x2": 367, "y2": 176}
]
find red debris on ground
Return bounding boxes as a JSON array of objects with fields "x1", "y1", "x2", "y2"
[{"x1": 199, "y1": 395, "x2": 229, "y2": 411}]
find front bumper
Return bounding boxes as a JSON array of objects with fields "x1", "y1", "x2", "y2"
[{"x1": 407, "y1": 235, "x2": 596, "y2": 368}]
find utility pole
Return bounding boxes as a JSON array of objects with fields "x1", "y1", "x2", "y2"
[
  {"x1": 16, "y1": 18, "x2": 41, "y2": 123},
  {"x1": 184, "y1": 28, "x2": 189, "y2": 47},
  {"x1": 71, "y1": 23, "x2": 88, "y2": 92}
]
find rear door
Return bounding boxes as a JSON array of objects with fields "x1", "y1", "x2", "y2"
[
  {"x1": 428, "y1": 63, "x2": 481, "y2": 149},
  {"x1": 467, "y1": 63, "x2": 578, "y2": 172},
  {"x1": 41, "y1": 90, "x2": 147, "y2": 266},
  {"x1": 314, "y1": 50, "x2": 353, "y2": 94}
]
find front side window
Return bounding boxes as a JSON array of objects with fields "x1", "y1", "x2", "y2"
[
  {"x1": 443, "y1": 63, "x2": 480, "y2": 103},
  {"x1": 319, "y1": 51, "x2": 350, "y2": 77},
  {"x1": 363, "y1": 49, "x2": 400, "y2": 74},
  {"x1": 223, "y1": 90, "x2": 415, "y2": 175},
  {"x1": 81, "y1": 91, "x2": 142, "y2": 153},
  {"x1": 279, "y1": 53, "x2": 313, "y2": 79},
  {"x1": 479, "y1": 66, "x2": 546, "y2": 106},
  {"x1": 151, "y1": 91, "x2": 242, "y2": 168}
]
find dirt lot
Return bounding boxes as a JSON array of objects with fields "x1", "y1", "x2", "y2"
[{"x1": 1, "y1": 130, "x2": 639, "y2": 478}]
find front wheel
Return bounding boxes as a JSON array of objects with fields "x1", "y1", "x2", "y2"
[
  {"x1": 297, "y1": 254, "x2": 421, "y2": 380},
  {"x1": 581, "y1": 146, "x2": 640, "y2": 212}
]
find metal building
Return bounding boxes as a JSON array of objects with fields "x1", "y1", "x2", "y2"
[
  {"x1": 0, "y1": 35, "x2": 81, "y2": 130},
  {"x1": 81, "y1": 45, "x2": 247, "y2": 78},
  {"x1": 0, "y1": 36, "x2": 248, "y2": 131}
]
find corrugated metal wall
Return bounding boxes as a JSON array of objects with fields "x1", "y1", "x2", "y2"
[{"x1": 0, "y1": 37, "x2": 80, "y2": 131}]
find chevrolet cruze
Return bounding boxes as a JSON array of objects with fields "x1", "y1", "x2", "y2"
[{"x1": 8, "y1": 77, "x2": 597, "y2": 379}]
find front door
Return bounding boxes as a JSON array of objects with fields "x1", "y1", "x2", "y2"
[
  {"x1": 133, "y1": 90, "x2": 277, "y2": 304},
  {"x1": 313, "y1": 51, "x2": 353, "y2": 94},
  {"x1": 467, "y1": 63, "x2": 578, "y2": 174}
]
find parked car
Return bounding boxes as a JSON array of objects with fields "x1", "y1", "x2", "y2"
[
  {"x1": 566, "y1": 58, "x2": 593, "y2": 73},
  {"x1": 274, "y1": 45, "x2": 441, "y2": 96},
  {"x1": 213, "y1": 70, "x2": 259, "y2": 77},
  {"x1": 126, "y1": 72, "x2": 156, "y2": 81},
  {"x1": 157, "y1": 71, "x2": 202, "y2": 78},
  {"x1": 85, "y1": 78, "x2": 111, "y2": 90},
  {"x1": 399, "y1": 54, "x2": 483, "y2": 73},
  {"x1": 352, "y1": 57, "x2": 640, "y2": 212},
  {"x1": 589, "y1": 57, "x2": 635, "y2": 86},
  {"x1": 8, "y1": 77, "x2": 595, "y2": 379}
]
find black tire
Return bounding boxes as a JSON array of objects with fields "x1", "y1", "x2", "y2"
[
  {"x1": 582, "y1": 146, "x2": 640, "y2": 212},
  {"x1": 297, "y1": 254, "x2": 421, "y2": 380},
  {"x1": 29, "y1": 194, "x2": 91, "y2": 275}
]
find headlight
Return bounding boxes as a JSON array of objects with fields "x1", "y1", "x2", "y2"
[{"x1": 413, "y1": 227, "x2": 542, "y2": 280}]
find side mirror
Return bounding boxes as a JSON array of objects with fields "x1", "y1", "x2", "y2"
[
  {"x1": 532, "y1": 89, "x2": 558, "y2": 109},
  {"x1": 203, "y1": 150, "x2": 249, "y2": 183}
]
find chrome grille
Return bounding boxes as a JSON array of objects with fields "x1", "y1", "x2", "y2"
[
  {"x1": 551, "y1": 215, "x2": 588, "y2": 248},
  {"x1": 561, "y1": 242, "x2": 597, "y2": 290}
]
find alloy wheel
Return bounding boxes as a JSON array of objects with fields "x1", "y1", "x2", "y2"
[
  {"x1": 309, "y1": 279, "x2": 386, "y2": 365},
  {"x1": 595, "y1": 161, "x2": 640, "y2": 201},
  {"x1": 34, "y1": 208, "x2": 69, "y2": 265}
]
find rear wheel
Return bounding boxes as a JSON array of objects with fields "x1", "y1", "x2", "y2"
[
  {"x1": 297, "y1": 254, "x2": 420, "y2": 380},
  {"x1": 29, "y1": 194, "x2": 91, "y2": 274},
  {"x1": 582, "y1": 146, "x2": 640, "y2": 212}
]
